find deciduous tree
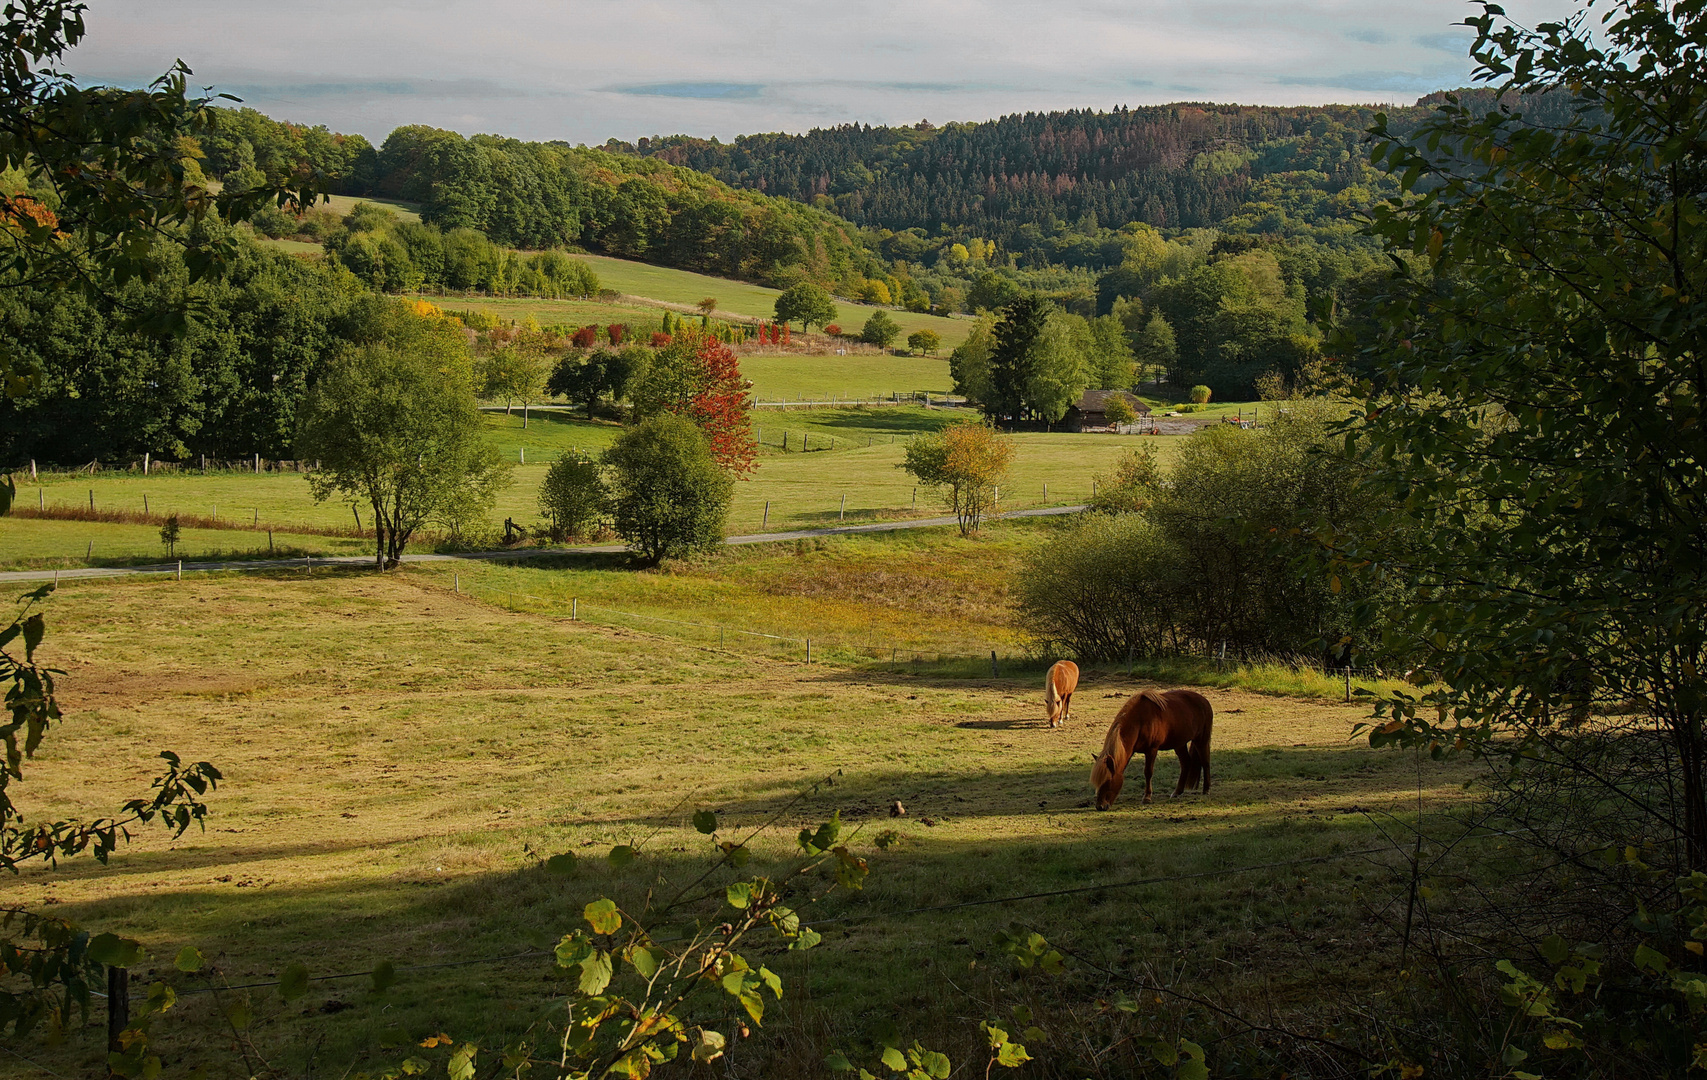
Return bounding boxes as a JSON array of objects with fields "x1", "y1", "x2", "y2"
[
  {"x1": 297, "y1": 305, "x2": 509, "y2": 568},
  {"x1": 859, "y1": 310, "x2": 900, "y2": 348},
  {"x1": 899, "y1": 420, "x2": 1013, "y2": 536},
  {"x1": 773, "y1": 281, "x2": 837, "y2": 332},
  {"x1": 604, "y1": 413, "x2": 733, "y2": 564}
]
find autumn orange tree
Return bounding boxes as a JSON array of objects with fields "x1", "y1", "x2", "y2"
[{"x1": 631, "y1": 334, "x2": 756, "y2": 476}]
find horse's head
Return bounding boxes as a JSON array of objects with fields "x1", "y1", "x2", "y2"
[{"x1": 1090, "y1": 750, "x2": 1124, "y2": 810}]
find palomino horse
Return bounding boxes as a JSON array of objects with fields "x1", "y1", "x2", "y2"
[
  {"x1": 1045, "y1": 660, "x2": 1079, "y2": 728},
  {"x1": 1090, "y1": 689, "x2": 1214, "y2": 809}
]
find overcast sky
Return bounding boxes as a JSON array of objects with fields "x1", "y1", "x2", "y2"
[{"x1": 68, "y1": 1, "x2": 1578, "y2": 145}]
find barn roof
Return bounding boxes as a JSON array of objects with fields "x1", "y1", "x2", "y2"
[{"x1": 1071, "y1": 390, "x2": 1150, "y2": 415}]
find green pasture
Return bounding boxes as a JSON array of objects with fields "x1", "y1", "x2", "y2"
[
  {"x1": 317, "y1": 193, "x2": 423, "y2": 223},
  {"x1": 11, "y1": 567, "x2": 1485, "y2": 1077},
  {"x1": 742, "y1": 352, "x2": 954, "y2": 401},
  {"x1": 416, "y1": 294, "x2": 672, "y2": 332},
  {"x1": 569, "y1": 253, "x2": 975, "y2": 346}
]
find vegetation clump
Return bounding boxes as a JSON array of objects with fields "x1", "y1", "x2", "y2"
[{"x1": 603, "y1": 414, "x2": 734, "y2": 564}]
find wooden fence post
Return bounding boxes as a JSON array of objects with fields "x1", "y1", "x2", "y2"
[
  {"x1": 990, "y1": 650, "x2": 999, "y2": 678},
  {"x1": 762, "y1": 501, "x2": 769, "y2": 528},
  {"x1": 106, "y1": 966, "x2": 129, "y2": 1058}
]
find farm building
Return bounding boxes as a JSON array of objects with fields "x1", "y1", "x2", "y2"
[{"x1": 1063, "y1": 390, "x2": 1150, "y2": 432}]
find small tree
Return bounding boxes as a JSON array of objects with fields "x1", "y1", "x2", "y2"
[
  {"x1": 860, "y1": 311, "x2": 901, "y2": 349},
  {"x1": 907, "y1": 329, "x2": 942, "y2": 355},
  {"x1": 158, "y1": 514, "x2": 181, "y2": 556},
  {"x1": 549, "y1": 350, "x2": 612, "y2": 419},
  {"x1": 297, "y1": 309, "x2": 510, "y2": 569},
  {"x1": 538, "y1": 453, "x2": 606, "y2": 540},
  {"x1": 604, "y1": 414, "x2": 733, "y2": 564},
  {"x1": 1189, "y1": 384, "x2": 1212, "y2": 405},
  {"x1": 773, "y1": 282, "x2": 837, "y2": 332},
  {"x1": 899, "y1": 420, "x2": 1014, "y2": 537},
  {"x1": 1102, "y1": 394, "x2": 1137, "y2": 426},
  {"x1": 481, "y1": 342, "x2": 550, "y2": 427},
  {"x1": 697, "y1": 297, "x2": 718, "y2": 316}
]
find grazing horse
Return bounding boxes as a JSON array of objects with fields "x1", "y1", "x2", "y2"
[
  {"x1": 1045, "y1": 661, "x2": 1079, "y2": 728},
  {"x1": 1090, "y1": 689, "x2": 1214, "y2": 809}
]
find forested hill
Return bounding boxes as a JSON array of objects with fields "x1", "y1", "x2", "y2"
[
  {"x1": 631, "y1": 103, "x2": 1422, "y2": 250},
  {"x1": 199, "y1": 109, "x2": 889, "y2": 289}
]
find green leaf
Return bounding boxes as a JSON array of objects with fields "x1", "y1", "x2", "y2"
[
  {"x1": 225, "y1": 1001, "x2": 253, "y2": 1030},
  {"x1": 693, "y1": 1030, "x2": 727, "y2": 1065},
  {"x1": 791, "y1": 928, "x2": 823, "y2": 951},
  {"x1": 578, "y1": 950, "x2": 613, "y2": 995},
  {"x1": 89, "y1": 933, "x2": 144, "y2": 968},
  {"x1": 607, "y1": 845, "x2": 637, "y2": 868},
  {"x1": 881, "y1": 1046, "x2": 907, "y2": 1072},
  {"x1": 1502, "y1": 1044, "x2": 1529, "y2": 1066},
  {"x1": 692, "y1": 809, "x2": 718, "y2": 834},
  {"x1": 627, "y1": 946, "x2": 657, "y2": 978},
  {"x1": 173, "y1": 946, "x2": 204, "y2": 973},
  {"x1": 555, "y1": 933, "x2": 592, "y2": 969},
  {"x1": 826, "y1": 1050, "x2": 854, "y2": 1072},
  {"x1": 278, "y1": 962, "x2": 310, "y2": 1002},
  {"x1": 545, "y1": 852, "x2": 577, "y2": 875},
  {"x1": 1540, "y1": 934, "x2": 1570, "y2": 966},
  {"x1": 914, "y1": 1047, "x2": 950, "y2": 1079},
  {"x1": 584, "y1": 898, "x2": 622, "y2": 935},
  {"x1": 1634, "y1": 943, "x2": 1670, "y2": 973},
  {"x1": 448, "y1": 1043, "x2": 477, "y2": 1080},
  {"x1": 994, "y1": 1042, "x2": 1031, "y2": 1068},
  {"x1": 726, "y1": 882, "x2": 754, "y2": 910},
  {"x1": 812, "y1": 813, "x2": 842, "y2": 852},
  {"x1": 760, "y1": 965, "x2": 782, "y2": 999},
  {"x1": 370, "y1": 960, "x2": 397, "y2": 993}
]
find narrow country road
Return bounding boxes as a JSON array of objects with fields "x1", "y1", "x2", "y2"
[{"x1": 0, "y1": 505, "x2": 1088, "y2": 584}]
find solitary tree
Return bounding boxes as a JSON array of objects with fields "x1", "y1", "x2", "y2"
[
  {"x1": 899, "y1": 420, "x2": 1014, "y2": 536},
  {"x1": 538, "y1": 453, "x2": 606, "y2": 539},
  {"x1": 773, "y1": 282, "x2": 837, "y2": 332},
  {"x1": 604, "y1": 414, "x2": 734, "y2": 564},
  {"x1": 859, "y1": 311, "x2": 901, "y2": 349},
  {"x1": 158, "y1": 515, "x2": 181, "y2": 556},
  {"x1": 1102, "y1": 394, "x2": 1137, "y2": 427},
  {"x1": 481, "y1": 341, "x2": 550, "y2": 427},
  {"x1": 908, "y1": 329, "x2": 942, "y2": 356},
  {"x1": 697, "y1": 297, "x2": 718, "y2": 316},
  {"x1": 988, "y1": 295, "x2": 1050, "y2": 425},
  {"x1": 297, "y1": 307, "x2": 509, "y2": 568}
]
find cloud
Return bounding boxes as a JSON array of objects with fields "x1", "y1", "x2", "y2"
[
  {"x1": 66, "y1": 0, "x2": 1576, "y2": 143},
  {"x1": 608, "y1": 83, "x2": 765, "y2": 101}
]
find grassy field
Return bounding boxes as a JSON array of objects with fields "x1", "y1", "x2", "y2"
[
  {"x1": 10, "y1": 566, "x2": 1480, "y2": 1077},
  {"x1": 743, "y1": 353, "x2": 953, "y2": 401},
  {"x1": 567, "y1": 254, "x2": 974, "y2": 347},
  {"x1": 3, "y1": 409, "x2": 1178, "y2": 567}
]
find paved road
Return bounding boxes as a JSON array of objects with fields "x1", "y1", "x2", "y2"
[{"x1": 0, "y1": 505, "x2": 1088, "y2": 584}]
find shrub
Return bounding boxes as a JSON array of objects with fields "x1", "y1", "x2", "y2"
[
  {"x1": 823, "y1": 324, "x2": 842, "y2": 337},
  {"x1": 603, "y1": 414, "x2": 733, "y2": 564},
  {"x1": 1189, "y1": 384, "x2": 1212, "y2": 404},
  {"x1": 1088, "y1": 445, "x2": 1160, "y2": 514},
  {"x1": 907, "y1": 329, "x2": 942, "y2": 355},
  {"x1": 860, "y1": 311, "x2": 901, "y2": 348},
  {"x1": 538, "y1": 454, "x2": 606, "y2": 539},
  {"x1": 1015, "y1": 513, "x2": 1182, "y2": 661},
  {"x1": 571, "y1": 325, "x2": 599, "y2": 349},
  {"x1": 649, "y1": 332, "x2": 673, "y2": 348}
]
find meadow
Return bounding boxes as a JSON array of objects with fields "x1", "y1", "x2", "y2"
[
  {"x1": 1, "y1": 407, "x2": 1179, "y2": 569},
  {"x1": 9, "y1": 563, "x2": 1487, "y2": 1078}
]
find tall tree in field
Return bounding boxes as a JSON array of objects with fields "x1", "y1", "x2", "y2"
[
  {"x1": 900, "y1": 420, "x2": 1013, "y2": 536},
  {"x1": 773, "y1": 281, "x2": 837, "y2": 332},
  {"x1": 297, "y1": 304, "x2": 510, "y2": 568},
  {"x1": 480, "y1": 337, "x2": 550, "y2": 426},
  {"x1": 1345, "y1": 1, "x2": 1707, "y2": 873},
  {"x1": 631, "y1": 338, "x2": 756, "y2": 475},
  {"x1": 604, "y1": 413, "x2": 733, "y2": 564},
  {"x1": 987, "y1": 295, "x2": 1049, "y2": 425}
]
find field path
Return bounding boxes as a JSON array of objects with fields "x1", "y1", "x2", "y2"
[{"x1": 0, "y1": 505, "x2": 1087, "y2": 583}]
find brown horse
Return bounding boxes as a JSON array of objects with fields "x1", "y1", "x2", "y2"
[
  {"x1": 1045, "y1": 661, "x2": 1079, "y2": 728},
  {"x1": 1090, "y1": 689, "x2": 1214, "y2": 809}
]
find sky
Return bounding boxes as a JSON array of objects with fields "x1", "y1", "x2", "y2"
[{"x1": 68, "y1": 1, "x2": 1579, "y2": 145}]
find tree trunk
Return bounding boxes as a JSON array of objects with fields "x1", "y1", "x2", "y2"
[{"x1": 1674, "y1": 714, "x2": 1707, "y2": 872}]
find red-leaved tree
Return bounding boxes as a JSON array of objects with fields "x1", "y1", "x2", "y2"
[
  {"x1": 607, "y1": 323, "x2": 626, "y2": 346},
  {"x1": 650, "y1": 332, "x2": 673, "y2": 348},
  {"x1": 685, "y1": 338, "x2": 757, "y2": 475},
  {"x1": 572, "y1": 325, "x2": 599, "y2": 349}
]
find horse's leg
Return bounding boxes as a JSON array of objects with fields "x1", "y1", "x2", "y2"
[
  {"x1": 1142, "y1": 750, "x2": 1157, "y2": 804},
  {"x1": 1200, "y1": 735, "x2": 1212, "y2": 795},
  {"x1": 1063, "y1": 692, "x2": 1073, "y2": 724},
  {"x1": 1172, "y1": 748, "x2": 1192, "y2": 798}
]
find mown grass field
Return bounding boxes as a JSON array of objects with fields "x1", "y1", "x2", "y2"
[
  {"x1": 11, "y1": 564, "x2": 1482, "y2": 1077},
  {"x1": 2, "y1": 408, "x2": 1180, "y2": 568},
  {"x1": 565, "y1": 254, "x2": 975, "y2": 347}
]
